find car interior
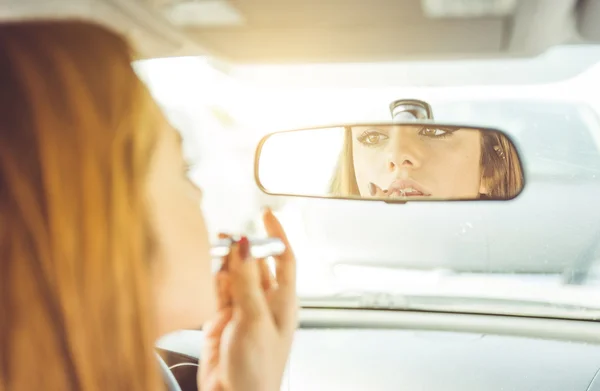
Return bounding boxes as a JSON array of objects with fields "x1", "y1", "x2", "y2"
[{"x1": 8, "y1": 0, "x2": 600, "y2": 390}]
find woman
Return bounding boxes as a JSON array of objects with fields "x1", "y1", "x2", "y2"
[
  {"x1": 0, "y1": 20, "x2": 296, "y2": 391},
  {"x1": 329, "y1": 125, "x2": 524, "y2": 200}
]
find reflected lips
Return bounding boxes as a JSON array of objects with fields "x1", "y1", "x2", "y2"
[{"x1": 387, "y1": 179, "x2": 431, "y2": 197}]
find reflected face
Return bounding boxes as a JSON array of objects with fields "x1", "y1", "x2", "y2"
[
  {"x1": 147, "y1": 109, "x2": 215, "y2": 336},
  {"x1": 351, "y1": 126, "x2": 483, "y2": 199}
]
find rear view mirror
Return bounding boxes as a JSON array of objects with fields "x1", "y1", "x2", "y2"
[{"x1": 255, "y1": 123, "x2": 525, "y2": 202}]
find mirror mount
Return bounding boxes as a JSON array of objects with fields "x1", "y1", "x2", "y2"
[{"x1": 389, "y1": 99, "x2": 434, "y2": 121}]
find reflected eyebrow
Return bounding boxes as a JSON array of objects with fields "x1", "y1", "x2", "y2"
[{"x1": 354, "y1": 127, "x2": 389, "y2": 134}]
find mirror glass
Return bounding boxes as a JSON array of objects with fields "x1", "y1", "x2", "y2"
[{"x1": 255, "y1": 123, "x2": 525, "y2": 201}]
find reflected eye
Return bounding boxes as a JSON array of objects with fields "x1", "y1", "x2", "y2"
[
  {"x1": 418, "y1": 127, "x2": 454, "y2": 139},
  {"x1": 357, "y1": 130, "x2": 389, "y2": 146}
]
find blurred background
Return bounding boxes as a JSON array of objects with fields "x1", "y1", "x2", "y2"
[{"x1": 134, "y1": 44, "x2": 600, "y2": 295}]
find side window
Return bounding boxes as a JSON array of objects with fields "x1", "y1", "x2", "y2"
[
  {"x1": 432, "y1": 101, "x2": 600, "y2": 179},
  {"x1": 515, "y1": 110, "x2": 600, "y2": 176}
]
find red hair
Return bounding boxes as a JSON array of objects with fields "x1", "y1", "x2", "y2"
[{"x1": 0, "y1": 20, "x2": 162, "y2": 390}]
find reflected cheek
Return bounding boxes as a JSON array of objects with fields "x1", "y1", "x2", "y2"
[
  {"x1": 352, "y1": 153, "x2": 368, "y2": 194},
  {"x1": 353, "y1": 150, "x2": 386, "y2": 190},
  {"x1": 428, "y1": 154, "x2": 481, "y2": 197}
]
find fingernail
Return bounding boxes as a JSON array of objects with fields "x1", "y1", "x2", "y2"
[
  {"x1": 238, "y1": 236, "x2": 250, "y2": 260},
  {"x1": 369, "y1": 182, "x2": 376, "y2": 196}
]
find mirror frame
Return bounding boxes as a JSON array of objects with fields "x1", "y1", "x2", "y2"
[{"x1": 254, "y1": 121, "x2": 526, "y2": 204}]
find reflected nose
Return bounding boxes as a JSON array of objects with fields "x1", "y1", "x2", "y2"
[
  {"x1": 388, "y1": 155, "x2": 416, "y2": 171},
  {"x1": 387, "y1": 133, "x2": 421, "y2": 171}
]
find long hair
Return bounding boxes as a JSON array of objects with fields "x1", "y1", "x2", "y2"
[
  {"x1": 479, "y1": 131, "x2": 523, "y2": 199},
  {"x1": 0, "y1": 21, "x2": 162, "y2": 390},
  {"x1": 329, "y1": 127, "x2": 524, "y2": 199},
  {"x1": 328, "y1": 128, "x2": 360, "y2": 196}
]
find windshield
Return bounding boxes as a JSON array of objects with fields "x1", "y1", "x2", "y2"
[{"x1": 135, "y1": 47, "x2": 600, "y2": 320}]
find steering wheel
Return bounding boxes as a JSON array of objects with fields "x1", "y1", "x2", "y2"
[{"x1": 157, "y1": 353, "x2": 183, "y2": 391}]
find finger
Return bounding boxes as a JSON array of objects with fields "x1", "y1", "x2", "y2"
[
  {"x1": 201, "y1": 308, "x2": 232, "y2": 373},
  {"x1": 214, "y1": 271, "x2": 231, "y2": 310},
  {"x1": 368, "y1": 182, "x2": 387, "y2": 197},
  {"x1": 262, "y1": 209, "x2": 298, "y2": 332},
  {"x1": 217, "y1": 233, "x2": 233, "y2": 271},
  {"x1": 202, "y1": 307, "x2": 233, "y2": 339},
  {"x1": 263, "y1": 208, "x2": 296, "y2": 292},
  {"x1": 200, "y1": 308, "x2": 233, "y2": 389},
  {"x1": 228, "y1": 237, "x2": 269, "y2": 319},
  {"x1": 258, "y1": 258, "x2": 276, "y2": 291}
]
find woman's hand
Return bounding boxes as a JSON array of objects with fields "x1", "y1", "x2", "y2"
[
  {"x1": 369, "y1": 182, "x2": 388, "y2": 197},
  {"x1": 199, "y1": 209, "x2": 298, "y2": 391}
]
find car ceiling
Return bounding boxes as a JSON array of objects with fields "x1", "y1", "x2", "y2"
[
  {"x1": 172, "y1": 0, "x2": 579, "y2": 63},
  {"x1": 3, "y1": 0, "x2": 599, "y2": 64}
]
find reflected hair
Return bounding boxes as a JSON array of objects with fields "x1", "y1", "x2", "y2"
[
  {"x1": 329, "y1": 127, "x2": 524, "y2": 199},
  {"x1": 0, "y1": 21, "x2": 162, "y2": 390}
]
